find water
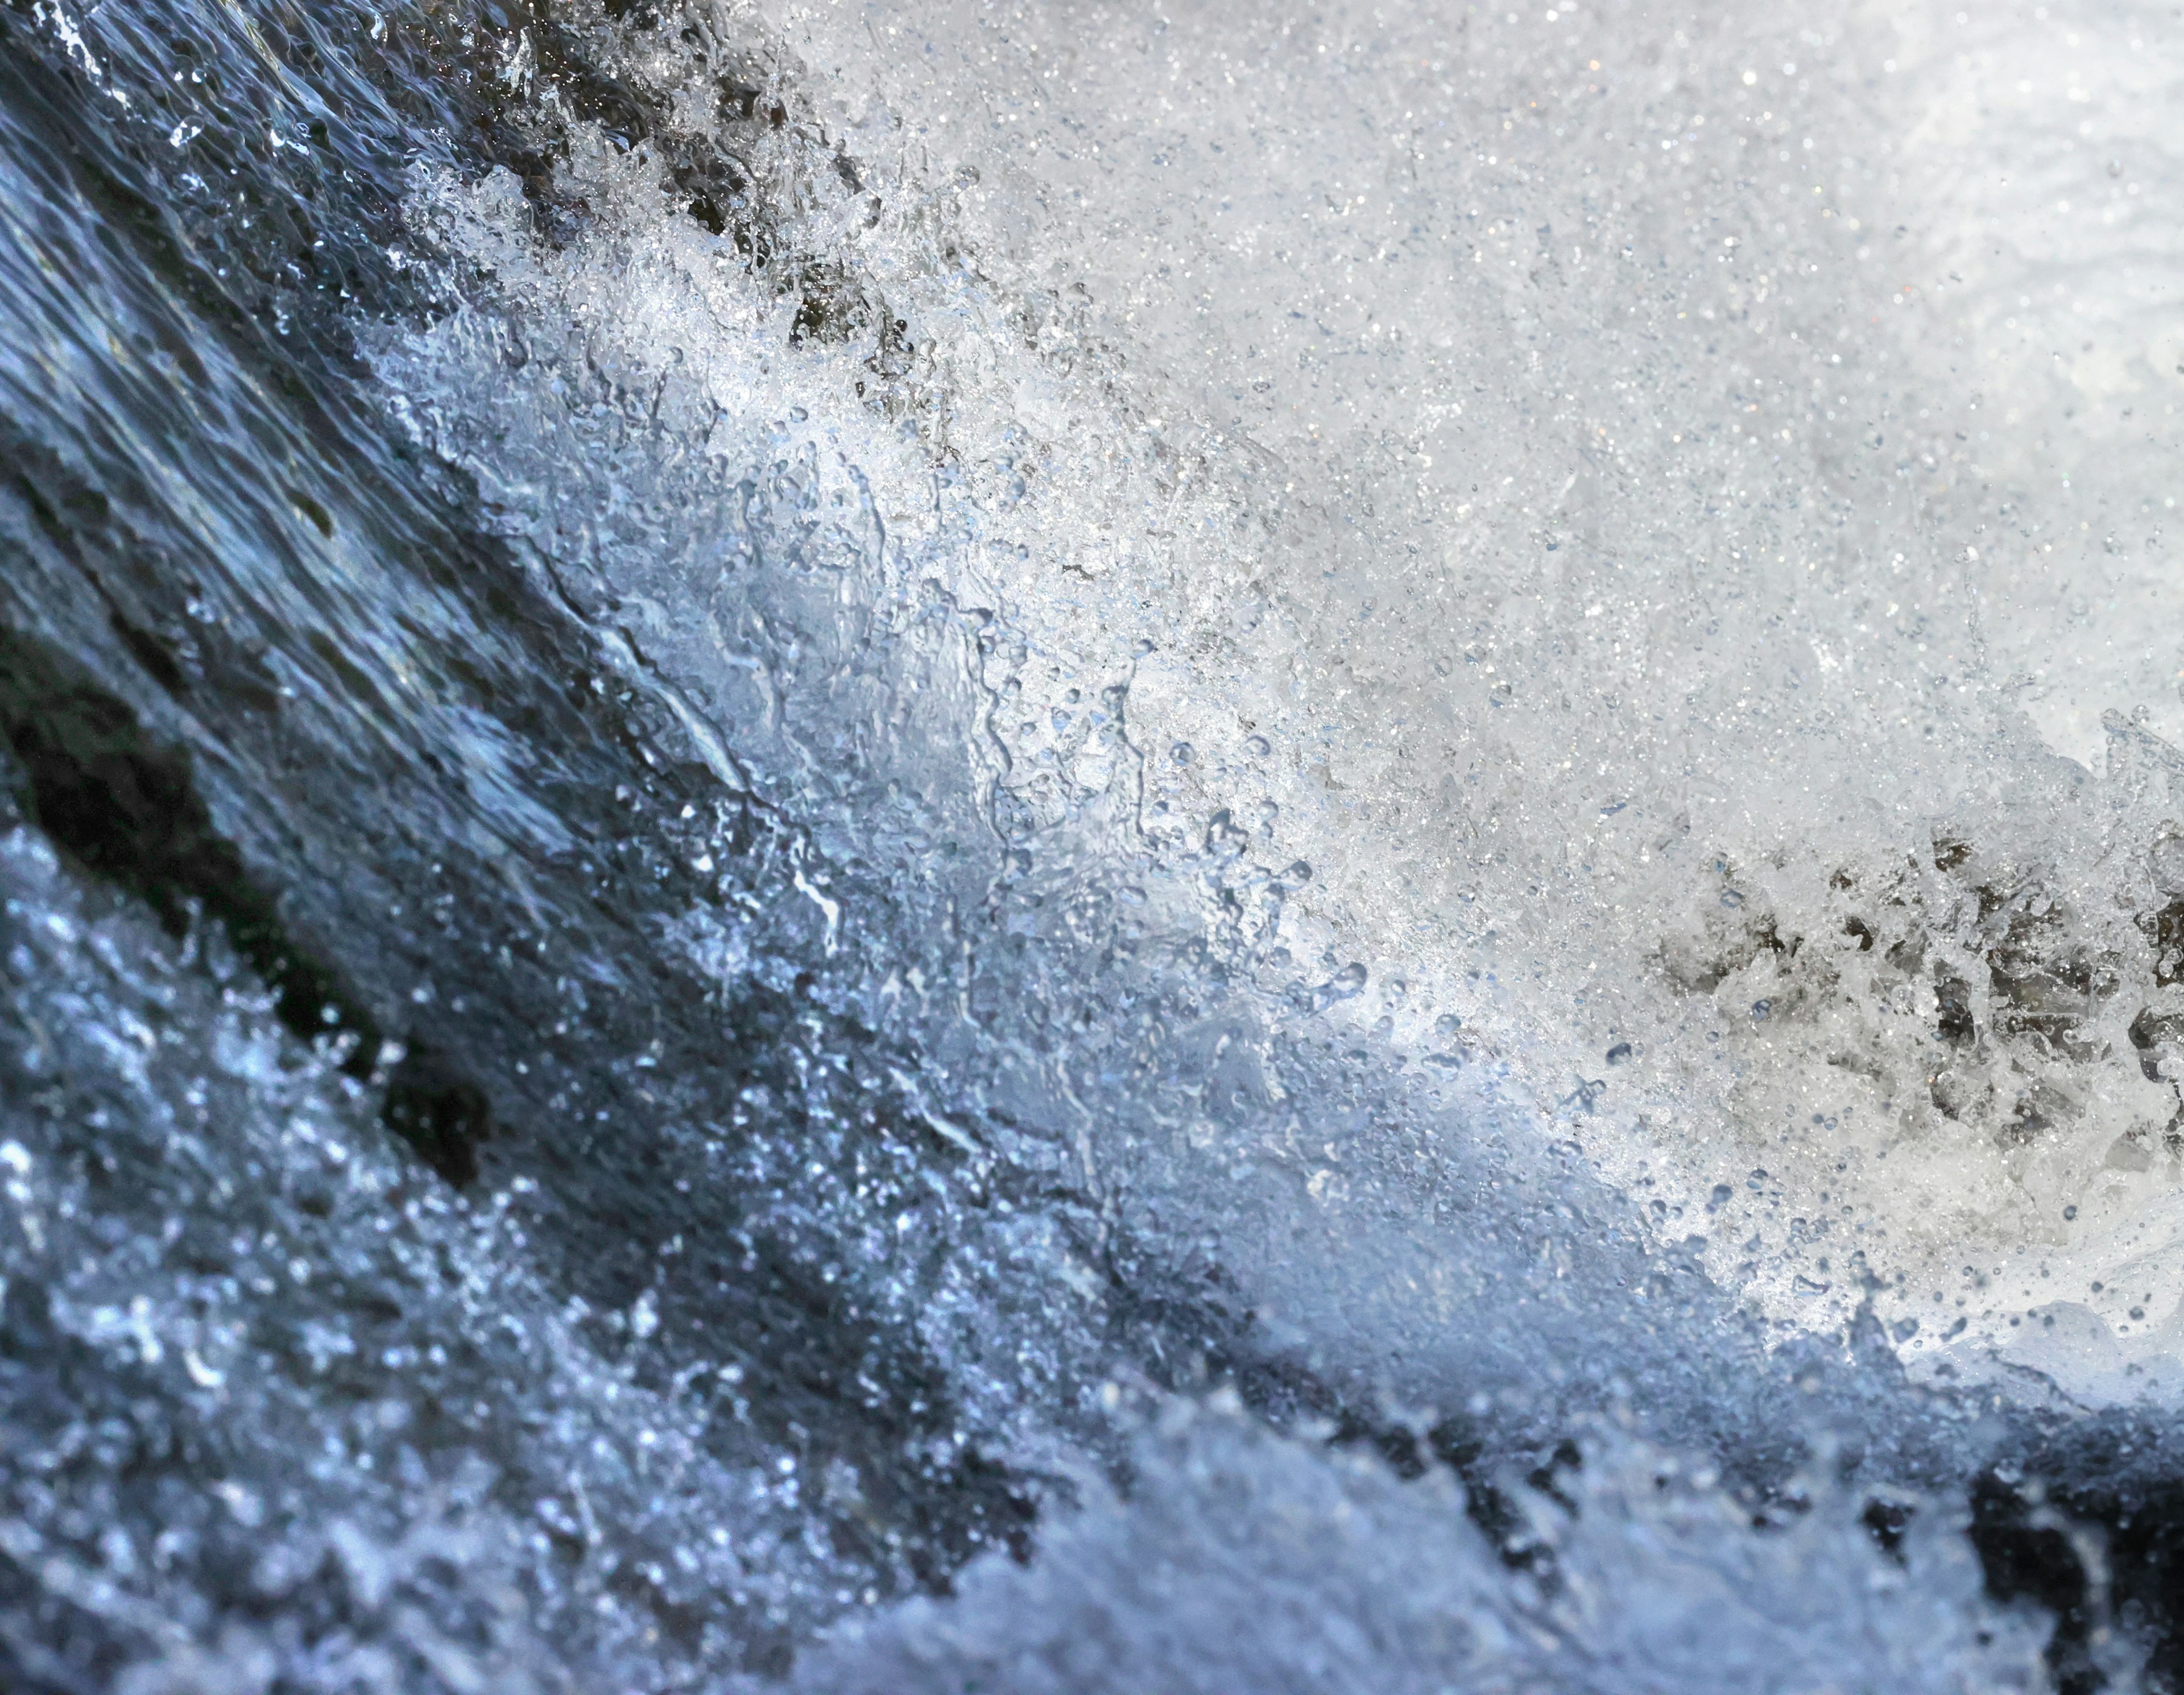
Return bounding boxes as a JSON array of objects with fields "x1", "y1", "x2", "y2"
[{"x1": 1, "y1": 0, "x2": 2180, "y2": 1687}]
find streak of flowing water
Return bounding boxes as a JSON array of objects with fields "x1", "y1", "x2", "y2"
[{"x1": 0, "y1": 0, "x2": 2181, "y2": 1688}]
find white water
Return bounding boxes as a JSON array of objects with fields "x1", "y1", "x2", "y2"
[
  {"x1": 390, "y1": 0, "x2": 2184, "y2": 1407},
  {"x1": 9, "y1": 0, "x2": 2174, "y2": 1685}
]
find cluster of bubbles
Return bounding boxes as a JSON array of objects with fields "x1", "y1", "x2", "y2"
[{"x1": 1, "y1": 0, "x2": 2181, "y2": 1685}]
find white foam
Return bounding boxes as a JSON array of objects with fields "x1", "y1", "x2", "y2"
[{"x1": 384, "y1": 0, "x2": 2184, "y2": 1411}]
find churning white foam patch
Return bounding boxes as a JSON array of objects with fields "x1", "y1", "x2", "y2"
[{"x1": 384, "y1": 0, "x2": 2184, "y2": 1408}]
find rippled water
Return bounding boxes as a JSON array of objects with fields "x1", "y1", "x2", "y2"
[{"x1": 1, "y1": 0, "x2": 2181, "y2": 1688}]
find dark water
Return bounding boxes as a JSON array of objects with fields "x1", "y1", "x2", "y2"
[{"x1": 1, "y1": 0, "x2": 2181, "y2": 1688}]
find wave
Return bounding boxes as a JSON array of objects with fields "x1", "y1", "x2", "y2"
[{"x1": 1, "y1": 0, "x2": 2181, "y2": 1687}]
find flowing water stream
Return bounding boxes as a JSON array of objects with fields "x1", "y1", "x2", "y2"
[{"x1": 2, "y1": 0, "x2": 2182, "y2": 1688}]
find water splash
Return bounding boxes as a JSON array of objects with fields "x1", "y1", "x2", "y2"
[{"x1": 3, "y1": 0, "x2": 2183, "y2": 1686}]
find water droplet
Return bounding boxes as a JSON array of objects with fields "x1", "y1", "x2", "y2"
[{"x1": 2150, "y1": 834, "x2": 2184, "y2": 895}]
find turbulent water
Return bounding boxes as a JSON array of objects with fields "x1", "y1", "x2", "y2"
[{"x1": 1, "y1": 0, "x2": 2182, "y2": 1686}]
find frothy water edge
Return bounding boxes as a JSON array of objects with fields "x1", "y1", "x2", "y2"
[{"x1": 1, "y1": 0, "x2": 2182, "y2": 1686}]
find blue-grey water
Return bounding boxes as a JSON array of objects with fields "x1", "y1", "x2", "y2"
[{"x1": 2, "y1": 0, "x2": 2181, "y2": 1688}]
